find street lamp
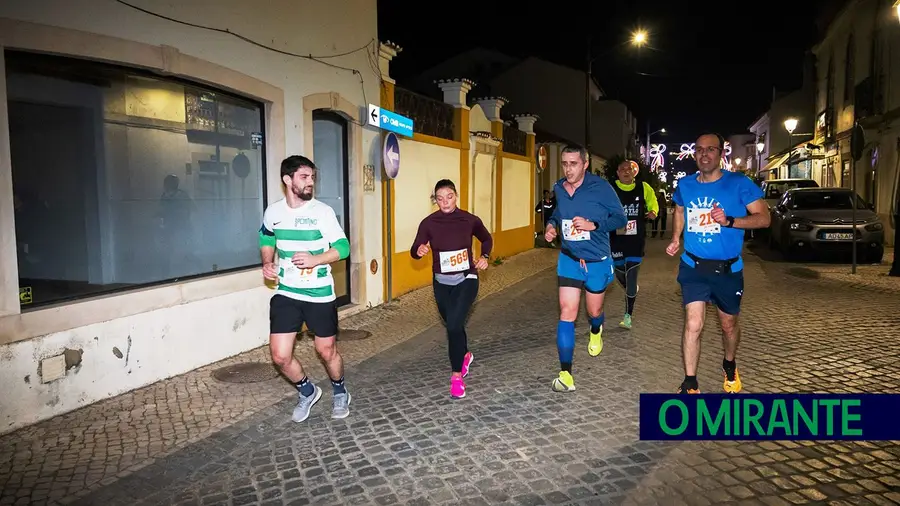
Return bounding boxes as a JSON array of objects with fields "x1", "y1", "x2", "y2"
[
  {"x1": 784, "y1": 118, "x2": 798, "y2": 179},
  {"x1": 632, "y1": 30, "x2": 648, "y2": 47},
  {"x1": 756, "y1": 141, "x2": 765, "y2": 178},
  {"x1": 585, "y1": 33, "x2": 648, "y2": 168},
  {"x1": 646, "y1": 126, "x2": 665, "y2": 164}
]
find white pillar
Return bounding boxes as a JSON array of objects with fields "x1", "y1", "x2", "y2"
[
  {"x1": 513, "y1": 114, "x2": 539, "y2": 134},
  {"x1": 378, "y1": 41, "x2": 402, "y2": 84},
  {"x1": 435, "y1": 78, "x2": 475, "y2": 108},
  {"x1": 474, "y1": 97, "x2": 508, "y2": 122}
]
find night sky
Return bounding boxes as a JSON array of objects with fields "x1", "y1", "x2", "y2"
[{"x1": 378, "y1": 0, "x2": 843, "y2": 144}]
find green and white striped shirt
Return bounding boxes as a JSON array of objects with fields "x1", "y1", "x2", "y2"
[{"x1": 259, "y1": 198, "x2": 350, "y2": 303}]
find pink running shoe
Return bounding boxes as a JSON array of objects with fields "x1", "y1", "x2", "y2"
[
  {"x1": 450, "y1": 376, "x2": 466, "y2": 398},
  {"x1": 461, "y1": 352, "x2": 474, "y2": 378}
]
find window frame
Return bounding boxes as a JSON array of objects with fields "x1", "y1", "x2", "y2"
[
  {"x1": 0, "y1": 18, "x2": 288, "y2": 345},
  {"x1": 5, "y1": 49, "x2": 270, "y2": 310}
]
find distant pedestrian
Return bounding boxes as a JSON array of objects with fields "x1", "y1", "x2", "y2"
[{"x1": 666, "y1": 133, "x2": 770, "y2": 394}]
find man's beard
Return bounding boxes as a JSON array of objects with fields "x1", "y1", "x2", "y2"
[{"x1": 293, "y1": 185, "x2": 313, "y2": 201}]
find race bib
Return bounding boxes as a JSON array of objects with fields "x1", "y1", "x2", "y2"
[
  {"x1": 283, "y1": 262, "x2": 318, "y2": 284},
  {"x1": 439, "y1": 248, "x2": 470, "y2": 273},
  {"x1": 561, "y1": 219, "x2": 591, "y2": 241},
  {"x1": 687, "y1": 207, "x2": 721, "y2": 234},
  {"x1": 616, "y1": 219, "x2": 638, "y2": 236}
]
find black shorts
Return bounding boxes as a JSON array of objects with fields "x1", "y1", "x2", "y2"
[{"x1": 269, "y1": 294, "x2": 338, "y2": 338}]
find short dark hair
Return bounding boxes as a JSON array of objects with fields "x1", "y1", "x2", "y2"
[
  {"x1": 434, "y1": 179, "x2": 457, "y2": 195},
  {"x1": 561, "y1": 144, "x2": 589, "y2": 163},
  {"x1": 280, "y1": 155, "x2": 317, "y2": 179},
  {"x1": 697, "y1": 133, "x2": 725, "y2": 150}
]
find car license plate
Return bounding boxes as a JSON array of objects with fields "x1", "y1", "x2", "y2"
[{"x1": 824, "y1": 232, "x2": 853, "y2": 240}]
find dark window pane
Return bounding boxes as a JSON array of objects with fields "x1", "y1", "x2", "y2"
[{"x1": 6, "y1": 51, "x2": 267, "y2": 309}]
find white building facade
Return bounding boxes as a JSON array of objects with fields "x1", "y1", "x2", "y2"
[
  {"x1": 813, "y1": 0, "x2": 900, "y2": 245},
  {"x1": 0, "y1": 0, "x2": 386, "y2": 433}
]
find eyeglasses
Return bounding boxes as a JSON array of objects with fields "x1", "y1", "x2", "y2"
[{"x1": 695, "y1": 146, "x2": 721, "y2": 155}]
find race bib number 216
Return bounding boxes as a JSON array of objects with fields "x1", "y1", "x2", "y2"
[{"x1": 687, "y1": 207, "x2": 721, "y2": 234}]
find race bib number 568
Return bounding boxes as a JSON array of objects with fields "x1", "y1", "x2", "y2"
[
  {"x1": 687, "y1": 207, "x2": 721, "y2": 234},
  {"x1": 439, "y1": 249, "x2": 470, "y2": 273}
]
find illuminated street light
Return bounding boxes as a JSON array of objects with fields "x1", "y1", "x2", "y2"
[
  {"x1": 784, "y1": 118, "x2": 798, "y2": 133},
  {"x1": 757, "y1": 141, "x2": 765, "y2": 153},
  {"x1": 894, "y1": 0, "x2": 900, "y2": 21},
  {"x1": 784, "y1": 118, "x2": 798, "y2": 179},
  {"x1": 660, "y1": 128, "x2": 666, "y2": 133},
  {"x1": 735, "y1": 158, "x2": 742, "y2": 166},
  {"x1": 632, "y1": 30, "x2": 648, "y2": 46}
]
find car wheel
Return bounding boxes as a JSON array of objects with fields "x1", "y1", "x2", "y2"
[{"x1": 865, "y1": 245, "x2": 884, "y2": 264}]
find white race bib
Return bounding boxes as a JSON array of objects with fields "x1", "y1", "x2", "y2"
[
  {"x1": 439, "y1": 248, "x2": 470, "y2": 273},
  {"x1": 283, "y1": 262, "x2": 318, "y2": 284},
  {"x1": 687, "y1": 207, "x2": 721, "y2": 234},
  {"x1": 616, "y1": 219, "x2": 638, "y2": 236},
  {"x1": 561, "y1": 219, "x2": 591, "y2": 241}
]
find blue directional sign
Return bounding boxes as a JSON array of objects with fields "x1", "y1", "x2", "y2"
[
  {"x1": 383, "y1": 132, "x2": 400, "y2": 179},
  {"x1": 368, "y1": 104, "x2": 414, "y2": 138}
]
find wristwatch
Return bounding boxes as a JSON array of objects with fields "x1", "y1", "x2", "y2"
[
  {"x1": 481, "y1": 253, "x2": 490, "y2": 259},
  {"x1": 725, "y1": 216, "x2": 735, "y2": 228}
]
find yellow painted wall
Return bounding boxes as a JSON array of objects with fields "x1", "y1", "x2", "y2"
[
  {"x1": 471, "y1": 153, "x2": 495, "y2": 233},
  {"x1": 492, "y1": 154, "x2": 535, "y2": 259},
  {"x1": 501, "y1": 158, "x2": 531, "y2": 231},
  {"x1": 390, "y1": 138, "x2": 460, "y2": 298}
]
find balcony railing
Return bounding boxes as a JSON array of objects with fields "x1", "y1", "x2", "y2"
[
  {"x1": 393, "y1": 87, "x2": 455, "y2": 140},
  {"x1": 502, "y1": 124, "x2": 526, "y2": 156}
]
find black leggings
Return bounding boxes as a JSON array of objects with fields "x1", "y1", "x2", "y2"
[
  {"x1": 433, "y1": 278, "x2": 479, "y2": 372},
  {"x1": 614, "y1": 261, "x2": 641, "y2": 315}
]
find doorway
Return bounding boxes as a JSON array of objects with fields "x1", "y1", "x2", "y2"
[{"x1": 312, "y1": 110, "x2": 351, "y2": 307}]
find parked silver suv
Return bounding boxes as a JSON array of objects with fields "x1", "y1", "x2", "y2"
[{"x1": 769, "y1": 187, "x2": 885, "y2": 263}]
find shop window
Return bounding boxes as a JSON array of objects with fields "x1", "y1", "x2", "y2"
[{"x1": 5, "y1": 51, "x2": 267, "y2": 309}]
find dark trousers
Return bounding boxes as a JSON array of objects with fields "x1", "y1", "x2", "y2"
[
  {"x1": 651, "y1": 209, "x2": 668, "y2": 237},
  {"x1": 433, "y1": 278, "x2": 479, "y2": 372}
]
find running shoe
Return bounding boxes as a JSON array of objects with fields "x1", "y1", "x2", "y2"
[
  {"x1": 450, "y1": 376, "x2": 466, "y2": 398},
  {"x1": 588, "y1": 327, "x2": 603, "y2": 356},
  {"x1": 619, "y1": 314, "x2": 633, "y2": 330},
  {"x1": 676, "y1": 381, "x2": 700, "y2": 394},
  {"x1": 551, "y1": 371, "x2": 576, "y2": 392},
  {"x1": 332, "y1": 392, "x2": 351, "y2": 419},
  {"x1": 723, "y1": 367, "x2": 742, "y2": 394},
  {"x1": 461, "y1": 352, "x2": 474, "y2": 378},
  {"x1": 292, "y1": 385, "x2": 322, "y2": 422}
]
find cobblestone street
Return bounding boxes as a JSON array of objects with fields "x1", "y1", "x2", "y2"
[{"x1": 4, "y1": 243, "x2": 900, "y2": 506}]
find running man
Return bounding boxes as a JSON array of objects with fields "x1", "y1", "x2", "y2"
[
  {"x1": 610, "y1": 160, "x2": 659, "y2": 330},
  {"x1": 411, "y1": 179, "x2": 492, "y2": 399},
  {"x1": 545, "y1": 144, "x2": 627, "y2": 392},
  {"x1": 666, "y1": 133, "x2": 770, "y2": 394},
  {"x1": 260, "y1": 155, "x2": 352, "y2": 421}
]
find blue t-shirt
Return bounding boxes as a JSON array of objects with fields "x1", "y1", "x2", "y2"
[{"x1": 672, "y1": 171, "x2": 764, "y2": 272}]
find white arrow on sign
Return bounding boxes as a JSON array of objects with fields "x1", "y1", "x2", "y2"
[
  {"x1": 367, "y1": 104, "x2": 380, "y2": 127},
  {"x1": 386, "y1": 146, "x2": 399, "y2": 165}
]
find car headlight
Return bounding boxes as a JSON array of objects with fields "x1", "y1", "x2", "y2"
[
  {"x1": 789, "y1": 221, "x2": 812, "y2": 231},
  {"x1": 865, "y1": 222, "x2": 883, "y2": 232}
]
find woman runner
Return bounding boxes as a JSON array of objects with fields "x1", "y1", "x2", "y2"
[{"x1": 411, "y1": 179, "x2": 493, "y2": 398}]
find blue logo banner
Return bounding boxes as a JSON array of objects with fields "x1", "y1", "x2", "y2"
[{"x1": 639, "y1": 393, "x2": 900, "y2": 441}]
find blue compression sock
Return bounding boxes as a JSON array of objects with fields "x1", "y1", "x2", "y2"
[
  {"x1": 557, "y1": 320, "x2": 575, "y2": 371},
  {"x1": 589, "y1": 313, "x2": 605, "y2": 334}
]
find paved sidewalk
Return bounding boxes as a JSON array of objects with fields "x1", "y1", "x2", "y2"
[
  {"x1": 0, "y1": 248, "x2": 558, "y2": 506},
  {"x1": 3, "y1": 243, "x2": 898, "y2": 505}
]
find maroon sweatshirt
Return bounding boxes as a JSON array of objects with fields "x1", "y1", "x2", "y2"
[{"x1": 410, "y1": 208, "x2": 493, "y2": 276}]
